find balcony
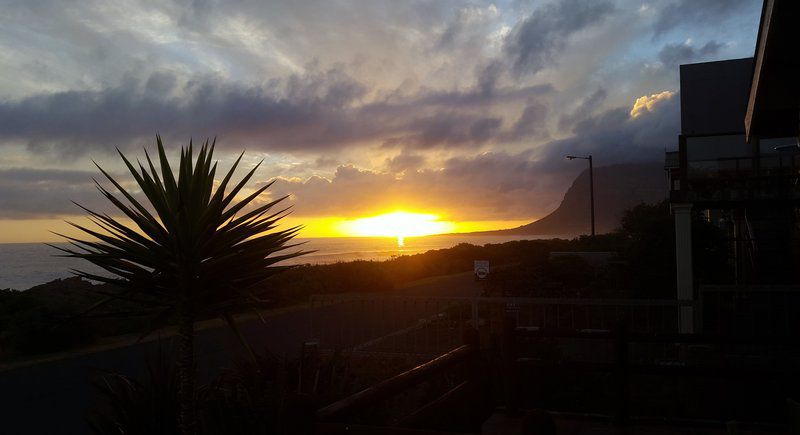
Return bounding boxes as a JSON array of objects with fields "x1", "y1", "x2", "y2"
[{"x1": 668, "y1": 145, "x2": 800, "y2": 205}]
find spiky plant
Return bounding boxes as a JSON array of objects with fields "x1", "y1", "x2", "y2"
[{"x1": 53, "y1": 136, "x2": 306, "y2": 435}]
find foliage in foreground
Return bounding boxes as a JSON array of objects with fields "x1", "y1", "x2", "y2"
[
  {"x1": 87, "y1": 346, "x2": 420, "y2": 435},
  {"x1": 53, "y1": 137, "x2": 305, "y2": 342},
  {"x1": 54, "y1": 137, "x2": 306, "y2": 433}
]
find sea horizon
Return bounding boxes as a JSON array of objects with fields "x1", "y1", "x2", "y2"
[{"x1": 0, "y1": 233, "x2": 569, "y2": 291}]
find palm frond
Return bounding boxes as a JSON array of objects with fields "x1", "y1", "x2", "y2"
[{"x1": 59, "y1": 136, "x2": 306, "y2": 341}]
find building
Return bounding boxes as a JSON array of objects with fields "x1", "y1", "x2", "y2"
[{"x1": 666, "y1": 0, "x2": 800, "y2": 334}]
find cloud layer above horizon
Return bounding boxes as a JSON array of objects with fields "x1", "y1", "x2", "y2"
[{"x1": 0, "y1": 0, "x2": 762, "y2": 234}]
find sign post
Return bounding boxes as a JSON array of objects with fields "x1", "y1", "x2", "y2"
[{"x1": 474, "y1": 260, "x2": 490, "y2": 280}]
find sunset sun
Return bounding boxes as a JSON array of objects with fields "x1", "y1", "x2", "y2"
[{"x1": 337, "y1": 211, "x2": 456, "y2": 245}]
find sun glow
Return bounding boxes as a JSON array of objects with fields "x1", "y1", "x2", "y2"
[{"x1": 336, "y1": 211, "x2": 456, "y2": 244}]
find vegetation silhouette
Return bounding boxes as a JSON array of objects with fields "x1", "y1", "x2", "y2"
[
  {"x1": 52, "y1": 136, "x2": 307, "y2": 434},
  {"x1": 0, "y1": 200, "x2": 731, "y2": 359},
  {"x1": 86, "y1": 343, "x2": 417, "y2": 435}
]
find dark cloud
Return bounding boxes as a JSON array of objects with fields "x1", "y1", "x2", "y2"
[
  {"x1": 385, "y1": 152, "x2": 425, "y2": 173},
  {"x1": 0, "y1": 66, "x2": 370, "y2": 156},
  {"x1": 558, "y1": 88, "x2": 608, "y2": 132},
  {"x1": 543, "y1": 92, "x2": 680, "y2": 165},
  {"x1": 265, "y1": 92, "x2": 680, "y2": 221},
  {"x1": 382, "y1": 114, "x2": 503, "y2": 150},
  {"x1": 476, "y1": 60, "x2": 504, "y2": 95},
  {"x1": 653, "y1": 0, "x2": 754, "y2": 36},
  {"x1": 2, "y1": 86, "x2": 680, "y2": 222},
  {"x1": 469, "y1": 117, "x2": 503, "y2": 142},
  {"x1": 407, "y1": 83, "x2": 554, "y2": 110},
  {"x1": 511, "y1": 102, "x2": 548, "y2": 139},
  {"x1": 504, "y1": 0, "x2": 615, "y2": 76},
  {"x1": 435, "y1": 4, "x2": 499, "y2": 51},
  {"x1": 658, "y1": 40, "x2": 724, "y2": 67},
  {"x1": 0, "y1": 168, "x2": 113, "y2": 218},
  {"x1": 0, "y1": 68, "x2": 554, "y2": 157}
]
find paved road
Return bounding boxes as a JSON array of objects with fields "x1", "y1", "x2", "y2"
[
  {"x1": 0, "y1": 306, "x2": 316, "y2": 434},
  {"x1": 0, "y1": 272, "x2": 482, "y2": 434}
]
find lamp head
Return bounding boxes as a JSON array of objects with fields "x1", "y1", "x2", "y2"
[{"x1": 565, "y1": 155, "x2": 576, "y2": 160}]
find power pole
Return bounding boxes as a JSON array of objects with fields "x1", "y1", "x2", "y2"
[{"x1": 589, "y1": 155, "x2": 595, "y2": 237}]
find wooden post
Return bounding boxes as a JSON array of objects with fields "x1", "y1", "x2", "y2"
[
  {"x1": 614, "y1": 321, "x2": 630, "y2": 425},
  {"x1": 672, "y1": 203, "x2": 695, "y2": 333},
  {"x1": 463, "y1": 326, "x2": 481, "y2": 389},
  {"x1": 502, "y1": 314, "x2": 519, "y2": 415},
  {"x1": 471, "y1": 298, "x2": 480, "y2": 332}
]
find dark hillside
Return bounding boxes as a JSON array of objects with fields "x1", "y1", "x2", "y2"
[{"x1": 478, "y1": 162, "x2": 666, "y2": 236}]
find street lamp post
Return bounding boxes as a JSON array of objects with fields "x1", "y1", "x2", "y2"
[{"x1": 566, "y1": 154, "x2": 595, "y2": 237}]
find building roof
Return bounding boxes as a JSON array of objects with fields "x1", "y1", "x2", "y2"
[{"x1": 745, "y1": 0, "x2": 800, "y2": 141}]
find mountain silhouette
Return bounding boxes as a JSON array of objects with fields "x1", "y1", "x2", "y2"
[{"x1": 477, "y1": 162, "x2": 666, "y2": 236}]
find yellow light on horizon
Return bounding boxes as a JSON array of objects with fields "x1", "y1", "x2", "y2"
[{"x1": 336, "y1": 211, "x2": 456, "y2": 243}]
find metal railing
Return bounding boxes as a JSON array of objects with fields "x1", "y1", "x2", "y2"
[
  {"x1": 309, "y1": 294, "x2": 696, "y2": 355},
  {"x1": 500, "y1": 316, "x2": 797, "y2": 426},
  {"x1": 310, "y1": 293, "x2": 797, "y2": 431}
]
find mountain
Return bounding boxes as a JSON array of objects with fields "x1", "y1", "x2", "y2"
[{"x1": 478, "y1": 162, "x2": 667, "y2": 236}]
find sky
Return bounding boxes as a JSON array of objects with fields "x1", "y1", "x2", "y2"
[{"x1": 0, "y1": 0, "x2": 763, "y2": 242}]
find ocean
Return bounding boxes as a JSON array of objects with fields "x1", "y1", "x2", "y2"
[{"x1": 0, "y1": 234, "x2": 560, "y2": 290}]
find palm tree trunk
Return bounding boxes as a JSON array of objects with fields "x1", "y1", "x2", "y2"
[{"x1": 177, "y1": 307, "x2": 196, "y2": 435}]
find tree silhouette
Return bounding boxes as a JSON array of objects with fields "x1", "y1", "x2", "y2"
[{"x1": 53, "y1": 136, "x2": 306, "y2": 434}]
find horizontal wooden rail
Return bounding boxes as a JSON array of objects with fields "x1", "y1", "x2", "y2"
[
  {"x1": 311, "y1": 293, "x2": 699, "y2": 307},
  {"x1": 316, "y1": 423, "x2": 477, "y2": 434},
  {"x1": 513, "y1": 327, "x2": 800, "y2": 345},
  {"x1": 514, "y1": 358, "x2": 790, "y2": 379},
  {"x1": 316, "y1": 344, "x2": 477, "y2": 421}
]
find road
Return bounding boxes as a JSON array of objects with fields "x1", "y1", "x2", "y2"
[{"x1": 0, "y1": 271, "x2": 482, "y2": 434}]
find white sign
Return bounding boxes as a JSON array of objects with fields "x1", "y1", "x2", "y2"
[{"x1": 474, "y1": 260, "x2": 490, "y2": 280}]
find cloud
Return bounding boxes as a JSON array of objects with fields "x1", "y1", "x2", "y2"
[
  {"x1": 385, "y1": 152, "x2": 425, "y2": 173},
  {"x1": 511, "y1": 102, "x2": 549, "y2": 139},
  {"x1": 0, "y1": 168, "x2": 115, "y2": 218},
  {"x1": 264, "y1": 91, "x2": 681, "y2": 222},
  {"x1": 629, "y1": 91, "x2": 675, "y2": 118},
  {"x1": 539, "y1": 90, "x2": 680, "y2": 169},
  {"x1": 657, "y1": 40, "x2": 724, "y2": 67},
  {"x1": 0, "y1": 0, "x2": 761, "y2": 226},
  {"x1": 267, "y1": 151, "x2": 554, "y2": 221},
  {"x1": 558, "y1": 88, "x2": 608, "y2": 132},
  {"x1": 314, "y1": 156, "x2": 340, "y2": 168},
  {"x1": 1, "y1": 84, "x2": 681, "y2": 222},
  {"x1": 652, "y1": 0, "x2": 754, "y2": 36},
  {"x1": 0, "y1": 67, "x2": 557, "y2": 157},
  {"x1": 382, "y1": 114, "x2": 504, "y2": 150},
  {"x1": 0, "y1": 68, "x2": 363, "y2": 156},
  {"x1": 436, "y1": 4, "x2": 500, "y2": 50},
  {"x1": 504, "y1": 0, "x2": 615, "y2": 76}
]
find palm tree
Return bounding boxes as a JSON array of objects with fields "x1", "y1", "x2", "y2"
[{"x1": 53, "y1": 136, "x2": 306, "y2": 434}]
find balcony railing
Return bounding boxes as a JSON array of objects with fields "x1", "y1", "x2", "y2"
[{"x1": 669, "y1": 152, "x2": 800, "y2": 203}]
